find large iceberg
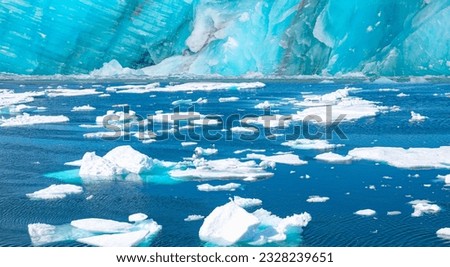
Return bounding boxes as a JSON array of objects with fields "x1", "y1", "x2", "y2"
[
  {"x1": 0, "y1": 0, "x2": 448, "y2": 76},
  {"x1": 199, "y1": 200, "x2": 311, "y2": 246}
]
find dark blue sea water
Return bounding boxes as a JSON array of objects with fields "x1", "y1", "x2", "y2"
[{"x1": 0, "y1": 80, "x2": 449, "y2": 247}]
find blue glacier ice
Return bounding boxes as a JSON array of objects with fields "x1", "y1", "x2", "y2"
[{"x1": 0, "y1": 0, "x2": 448, "y2": 76}]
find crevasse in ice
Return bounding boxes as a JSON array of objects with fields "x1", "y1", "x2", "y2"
[{"x1": 0, "y1": 0, "x2": 448, "y2": 76}]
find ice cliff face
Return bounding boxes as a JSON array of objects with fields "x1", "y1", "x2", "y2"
[{"x1": 0, "y1": 0, "x2": 448, "y2": 76}]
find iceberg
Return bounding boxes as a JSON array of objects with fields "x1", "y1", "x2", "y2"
[
  {"x1": 199, "y1": 201, "x2": 260, "y2": 246},
  {"x1": 29, "y1": 216, "x2": 161, "y2": 247},
  {"x1": 0, "y1": 113, "x2": 69, "y2": 127},
  {"x1": 199, "y1": 200, "x2": 311, "y2": 246},
  {"x1": 26, "y1": 184, "x2": 83, "y2": 200},
  {"x1": 78, "y1": 145, "x2": 154, "y2": 180},
  {"x1": 409, "y1": 200, "x2": 441, "y2": 217},
  {"x1": 128, "y1": 213, "x2": 149, "y2": 223}
]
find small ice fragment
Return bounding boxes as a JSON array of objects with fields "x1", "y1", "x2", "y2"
[{"x1": 354, "y1": 209, "x2": 376, "y2": 216}]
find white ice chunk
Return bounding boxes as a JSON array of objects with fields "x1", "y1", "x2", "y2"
[
  {"x1": 234, "y1": 149, "x2": 266, "y2": 154},
  {"x1": 71, "y1": 105, "x2": 96, "y2": 112},
  {"x1": 437, "y1": 174, "x2": 450, "y2": 184},
  {"x1": 45, "y1": 89, "x2": 101, "y2": 97},
  {"x1": 0, "y1": 113, "x2": 69, "y2": 127},
  {"x1": 397, "y1": 93, "x2": 410, "y2": 97},
  {"x1": 306, "y1": 196, "x2": 330, "y2": 203},
  {"x1": 26, "y1": 184, "x2": 83, "y2": 200},
  {"x1": 111, "y1": 83, "x2": 160, "y2": 94},
  {"x1": 232, "y1": 196, "x2": 263, "y2": 208},
  {"x1": 219, "y1": 97, "x2": 239, "y2": 103},
  {"x1": 169, "y1": 158, "x2": 273, "y2": 181},
  {"x1": 409, "y1": 111, "x2": 428, "y2": 123},
  {"x1": 246, "y1": 153, "x2": 307, "y2": 165},
  {"x1": 28, "y1": 223, "x2": 58, "y2": 246},
  {"x1": 181, "y1": 142, "x2": 198, "y2": 147},
  {"x1": 354, "y1": 209, "x2": 376, "y2": 216},
  {"x1": 409, "y1": 200, "x2": 441, "y2": 217},
  {"x1": 230, "y1": 126, "x2": 258, "y2": 134},
  {"x1": 242, "y1": 115, "x2": 291, "y2": 128},
  {"x1": 192, "y1": 119, "x2": 220, "y2": 126},
  {"x1": 387, "y1": 211, "x2": 402, "y2": 216},
  {"x1": 194, "y1": 147, "x2": 218, "y2": 157},
  {"x1": 436, "y1": 228, "x2": 450, "y2": 240},
  {"x1": 348, "y1": 146, "x2": 450, "y2": 169},
  {"x1": 199, "y1": 201, "x2": 260, "y2": 246},
  {"x1": 77, "y1": 230, "x2": 150, "y2": 247},
  {"x1": 314, "y1": 152, "x2": 352, "y2": 163},
  {"x1": 282, "y1": 139, "x2": 342, "y2": 150},
  {"x1": 79, "y1": 152, "x2": 124, "y2": 179},
  {"x1": 71, "y1": 218, "x2": 133, "y2": 233},
  {"x1": 184, "y1": 215, "x2": 205, "y2": 222},
  {"x1": 292, "y1": 87, "x2": 382, "y2": 122},
  {"x1": 149, "y1": 82, "x2": 265, "y2": 92},
  {"x1": 254, "y1": 101, "x2": 278, "y2": 109},
  {"x1": 128, "y1": 213, "x2": 148, "y2": 223},
  {"x1": 197, "y1": 183, "x2": 241, "y2": 192},
  {"x1": 103, "y1": 145, "x2": 153, "y2": 174}
]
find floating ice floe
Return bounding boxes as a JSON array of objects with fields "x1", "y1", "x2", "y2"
[
  {"x1": 436, "y1": 228, "x2": 450, "y2": 240},
  {"x1": 45, "y1": 88, "x2": 101, "y2": 97},
  {"x1": 26, "y1": 184, "x2": 83, "y2": 200},
  {"x1": 83, "y1": 131, "x2": 128, "y2": 139},
  {"x1": 184, "y1": 215, "x2": 205, "y2": 222},
  {"x1": 314, "y1": 152, "x2": 352, "y2": 163},
  {"x1": 437, "y1": 174, "x2": 450, "y2": 184},
  {"x1": 128, "y1": 213, "x2": 148, "y2": 223},
  {"x1": 219, "y1": 97, "x2": 239, "y2": 103},
  {"x1": 78, "y1": 146, "x2": 153, "y2": 180},
  {"x1": 199, "y1": 201, "x2": 311, "y2": 246},
  {"x1": 149, "y1": 111, "x2": 202, "y2": 124},
  {"x1": 72, "y1": 105, "x2": 96, "y2": 112},
  {"x1": 397, "y1": 93, "x2": 409, "y2": 97},
  {"x1": 169, "y1": 158, "x2": 274, "y2": 181},
  {"x1": 230, "y1": 126, "x2": 258, "y2": 134},
  {"x1": 292, "y1": 87, "x2": 383, "y2": 123},
  {"x1": 0, "y1": 90, "x2": 44, "y2": 107},
  {"x1": 348, "y1": 146, "x2": 450, "y2": 169},
  {"x1": 234, "y1": 149, "x2": 266, "y2": 154},
  {"x1": 409, "y1": 200, "x2": 441, "y2": 217},
  {"x1": 246, "y1": 153, "x2": 307, "y2": 166},
  {"x1": 194, "y1": 147, "x2": 218, "y2": 157},
  {"x1": 354, "y1": 209, "x2": 376, "y2": 216},
  {"x1": 409, "y1": 111, "x2": 428, "y2": 123},
  {"x1": 28, "y1": 215, "x2": 161, "y2": 247},
  {"x1": 306, "y1": 196, "x2": 330, "y2": 203},
  {"x1": 107, "y1": 83, "x2": 160, "y2": 94},
  {"x1": 0, "y1": 113, "x2": 69, "y2": 127},
  {"x1": 197, "y1": 183, "x2": 241, "y2": 192},
  {"x1": 232, "y1": 196, "x2": 263, "y2": 208},
  {"x1": 192, "y1": 118, "x2": 220, "y2": 126},
  {"x1": 282, "y1": 139, "x2": 343, "y2": 150},
  {"x1": 181, "y1": 142, "x2": 198, "y2": 147},
  {"x1": 254, "y1": 101, "x2": 278, "y2": 109},
  {"x1": 387, "y1": 211, "x2": 402, "y2": 216},
  {"x1": 147, "y1": 82, "x2": 265, "y2": 92},
  {"x1": 172, "y1": 97, "x2": 207, "y2": 105},
  {"x1": 242, "y1": 115, "x2": 291, "y2": 128}
]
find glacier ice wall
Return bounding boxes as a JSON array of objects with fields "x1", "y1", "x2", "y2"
[{"x1": 0, "y1": 0, "x2": 448, "y2": 76}]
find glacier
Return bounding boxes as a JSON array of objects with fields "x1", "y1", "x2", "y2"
[{"x1": 0, "y1": 0, "x2": 448, "y2": 77}]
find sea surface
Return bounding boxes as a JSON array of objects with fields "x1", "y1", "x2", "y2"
[{"x1": 0, "y1": 80, "x2": 449, "y2": 247}]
